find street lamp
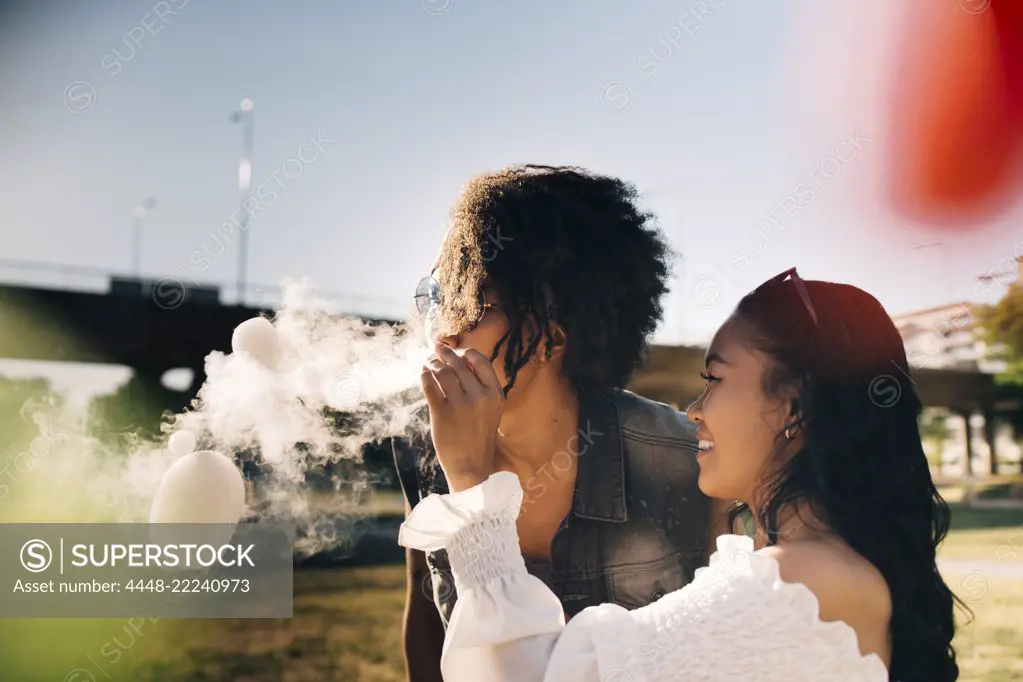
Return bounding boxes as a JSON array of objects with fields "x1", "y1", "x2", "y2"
[
  {"x1": 229, "y1": 98, "x2": 254, "y2": 305},
  {"x1": 131, "y1": 197, "x2": 157, "y2": 277}
]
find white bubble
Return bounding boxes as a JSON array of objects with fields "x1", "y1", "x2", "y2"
[
  {"x1": 232, "y1": 317, "x2": 282, "y2": 370},
  {"x1": 167, "y1": 430, "x2": 197, "y2": 457},
  {"x1": 148, "y1": 450, "x2": 246, "y2": 525}
]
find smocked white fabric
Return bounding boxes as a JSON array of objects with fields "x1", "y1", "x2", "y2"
[{"x1": 398, "y1": 471, "x2": 889, "y2": 682}]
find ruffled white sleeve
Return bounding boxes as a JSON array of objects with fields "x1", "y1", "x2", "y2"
[{"x1": 398, "y1": 472, "x2": 889, "y2": 682}]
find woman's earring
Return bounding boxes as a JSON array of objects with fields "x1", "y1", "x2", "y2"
[{"x1": 785, "y1": 425, "x2": 796, "y2": 440}]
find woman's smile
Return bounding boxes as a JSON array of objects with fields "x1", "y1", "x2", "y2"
[{"x1": 696, "y1": 439, "x2": 715, "y2": 460}]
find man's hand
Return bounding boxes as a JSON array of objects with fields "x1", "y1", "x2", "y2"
[{"x1": 419, "y1": 344, "x2": 504, "y2": 491}]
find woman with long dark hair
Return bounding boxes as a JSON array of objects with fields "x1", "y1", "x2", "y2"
[{"x1": 400, "y1": 268, "x2": 963, "y2": 681}]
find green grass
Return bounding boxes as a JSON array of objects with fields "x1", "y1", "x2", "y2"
[
  {"x1": 938, "y1": 503, "x2": 1023, "y2": 561},
  {"x1": 952, "y1": 579, "x2": 1023, "y2": 682},
  {"x1": 3, "y1": 501, "x2": 1022, "y2": 681},
  {"x1": 132, "y1": 567, "x2": 409, "y2": 682},
  {"x1": 0, "y1": 567, "x2": 409, "y2": 682},
  {"x1": 936, "y1": 501, "x2": 1023, "y2": 681}
]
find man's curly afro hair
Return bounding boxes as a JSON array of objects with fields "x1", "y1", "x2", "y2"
[{"x1": 434, "y1": 164, "x2": 674, "y2": 398}]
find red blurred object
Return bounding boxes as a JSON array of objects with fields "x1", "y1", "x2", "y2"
[{"x1": 888, "y1": 0, "x2": 1023, "y2": 224}]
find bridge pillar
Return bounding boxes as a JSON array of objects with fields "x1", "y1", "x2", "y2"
[
  {"x1": 984, "y1": 411, "x2": 999, "y2": 475},
  {"x1": 959, "y1": 411, "x2": 975, "y2": 477}
]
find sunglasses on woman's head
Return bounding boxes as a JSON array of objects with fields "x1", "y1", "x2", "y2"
[{"x1": 754, "y1": 267, "x2": 818, "y2": 327}]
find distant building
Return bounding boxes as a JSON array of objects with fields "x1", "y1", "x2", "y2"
[
  {"x1": 893, "y1": 256, "x2": 1023, "y2": 372},
  {"x1": 890, "y1": 258, "x2": 1023, "y2": 476},
  {"x1": 892, "y1": 301, "x2": 1005, "y2": 373}
]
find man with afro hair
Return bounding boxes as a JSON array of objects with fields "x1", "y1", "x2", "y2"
[{"x1": 394, "y1": 165, "x2": 722, "y2": 682}]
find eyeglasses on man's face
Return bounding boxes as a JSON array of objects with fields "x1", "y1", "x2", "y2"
[{"x1": 413, "y1": 274, "x2": 498, "y2": 331}]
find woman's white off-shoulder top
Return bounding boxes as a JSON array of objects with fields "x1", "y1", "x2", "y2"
[{"x1": 398, "y1": 471, "x2": 889, "y2": 682}]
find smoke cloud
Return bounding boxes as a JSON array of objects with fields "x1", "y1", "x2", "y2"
[{"x1": 2, "y1": 280, "x2": 431, "y2": 558}]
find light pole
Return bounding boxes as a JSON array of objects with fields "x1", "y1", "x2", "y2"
[
  {"x1": 131, "y1": 197, "x2": 157, "y2": 278},
  {"x1": 229, "y1": 98, "x2": 254, "y2": 305}
]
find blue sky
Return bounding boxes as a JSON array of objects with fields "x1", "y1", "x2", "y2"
[{"x1": 2, "y1": 0, "x2": 1022, "y2": 399}]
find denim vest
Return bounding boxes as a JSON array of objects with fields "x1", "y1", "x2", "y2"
[{"x1": 393, "y1": 389, "x2": 709, "y2": 626}]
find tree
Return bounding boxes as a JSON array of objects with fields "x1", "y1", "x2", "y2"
[
  {"x1": 974, "y1": 273, "x2": 1023, "y2": 384},
  {"x1": 918, "y1": 408, "x2": 951, "y2": 471},
  {"x1": 0, "y1": 375, "x2": 65, "y2": 457},
  {"x1": 974, "y1": 271, "x2": 1023, "y2": 440},
  {"x1": 86, "y1": 374, "x2": 174, "y2": 446}
]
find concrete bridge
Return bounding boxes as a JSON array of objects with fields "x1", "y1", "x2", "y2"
[{"x1": 0, "y1": 260, "x2": 402, "y2": 417}]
